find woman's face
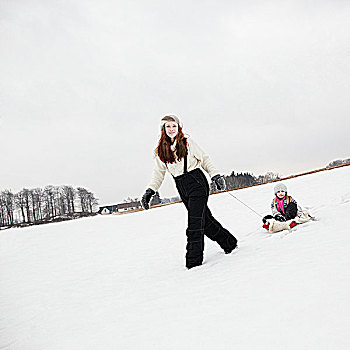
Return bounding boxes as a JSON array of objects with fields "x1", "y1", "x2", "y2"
[
  {"x1": 276, "y1": 190, "x2": 286, "y2": 199},
  {"x1": 164, "y1": 121, "x2": 178, "y2": 140}
]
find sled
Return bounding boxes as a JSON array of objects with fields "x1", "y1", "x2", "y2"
[{"x1": 263, "y1": 210, "x2": 314, "y2": 233}]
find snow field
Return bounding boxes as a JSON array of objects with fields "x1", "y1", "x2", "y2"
[{"x1": 1, "y1": 166, "x2": 350, "y2": 349}]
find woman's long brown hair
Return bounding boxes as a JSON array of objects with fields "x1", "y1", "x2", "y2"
[{"x1": 156, "y1": 125, "x2": 188, "y2": 164}]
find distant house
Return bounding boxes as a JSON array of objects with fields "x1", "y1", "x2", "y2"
[
  {"x1": 117, "y1": 201, "x2": 141, "y2": 212},
  {"x1": 98, "y1": 205, "x2": 118, "y2": 214},
  {"x1": 99, "y1": 201, "x2": 142, "y2": 214}
]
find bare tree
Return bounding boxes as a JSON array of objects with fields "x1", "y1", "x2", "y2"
[
  {"x1": 33, "y1": 188, "x2": 44, "y2": 221},
  {"x1": 61, "y1": 186, "x2": 76, "y2": 214},
  {"x1": 0, "y1": 194, "x2": 7, "y2": 227},
  {"x1": 86, "y1": 191, "x2": 98, "y2": 213},
  {"x1": 77, "y1": 187, "x2": 89, "y2": 213},
  {"x1": 225, "y1": 171, "x2": 256, "y2": 190},
  {"x1": 1, "y1": 190, "x2": 15, "y2": 226},
  {"x1": 256, "y1": 172, "x2": 280, "y2": 184},
  {"x1": 15, "y1": 190, "x2": 27, "y2": 223},
  {"x1": 77, "y1": 187, "x2": 98, "y2": 213},
  {"x1": 22, "y1": 189, "x2": 31, "y2": 222},
  {"x1": 56, "y1": 186, "x2": 66, "y2": 216},
  {"x1": 30, "y1": 188, "x2": 44, "y2": 222},
  {"x1": 30, "y1": 189, "x2": 37, "y2": 223},
  {"x1": 44, "y1": 186, "x2": 56, "y2": 219}
]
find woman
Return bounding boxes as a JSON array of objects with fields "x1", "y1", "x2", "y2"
[{"x1": 141, "y1": 115, "x2": 237, "y2": 269}]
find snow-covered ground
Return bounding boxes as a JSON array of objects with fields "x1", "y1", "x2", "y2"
[{"x1": 1, "y1": 166, "x2": 350, "y2": 350}]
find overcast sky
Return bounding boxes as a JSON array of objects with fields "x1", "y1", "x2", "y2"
[{"x1": 1, "y1": 0, "x2": 349, "y2": 205}]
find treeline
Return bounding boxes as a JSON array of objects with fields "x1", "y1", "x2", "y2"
[
  {"x1": 210, "y1": 171, "x2": 280, "y2": 193},
  {"x1": 327, "y1": 158, "x2": 350, "y2": 167},
  {"x1": 0, "y1": 186, "x2": 98, "y2": 229}
]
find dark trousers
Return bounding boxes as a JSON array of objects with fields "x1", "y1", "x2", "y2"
[
  {"x1": 174, "y1": 168, "x2": 237, "y2": 268},
  {"x1": 285, "y1": 202, "x2": 298, "y2": 220}
]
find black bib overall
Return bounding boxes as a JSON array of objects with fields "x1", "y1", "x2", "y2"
[{"x1": 173, "y1": 157, "x2": 237, "y2": 269}]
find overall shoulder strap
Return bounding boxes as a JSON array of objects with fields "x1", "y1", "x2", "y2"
[{"x1": 183, "y1": 137, "x2": 188, "y2": 173}]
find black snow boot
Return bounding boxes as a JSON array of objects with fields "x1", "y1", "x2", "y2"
[{"x1": 222, "y1": 234, "x2": 238, "y2": 254}]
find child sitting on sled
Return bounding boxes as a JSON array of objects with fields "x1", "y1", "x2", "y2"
[{"x1": 262, "y1": 183, "x2": 312, "y2": 233}]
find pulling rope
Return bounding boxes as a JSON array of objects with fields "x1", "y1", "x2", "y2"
[{"x1": 226, "y1": 191, "x2": 262, "y2": 218}]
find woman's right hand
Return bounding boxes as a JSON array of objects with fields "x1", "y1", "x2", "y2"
[
  {"x1": 141, "y1": 188, "x2": 155, "y2": 210},
  {"x1": 212, "y1": 174, "x2": 226, "y2": 191}
]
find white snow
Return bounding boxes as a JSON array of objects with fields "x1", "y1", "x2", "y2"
[{"x1": 1, "y1": 166, "x2": 350, "y2": 350}]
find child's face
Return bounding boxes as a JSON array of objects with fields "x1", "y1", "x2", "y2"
[{"x1": 276, "y1": 190, "x2": 286, "y2": 199}]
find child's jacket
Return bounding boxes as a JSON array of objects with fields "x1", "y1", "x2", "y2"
[{"x1": 271, "y1": 195, "x2": 301, "y2": 217}]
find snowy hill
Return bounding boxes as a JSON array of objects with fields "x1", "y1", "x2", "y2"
[{"x1": 1, "y1": 166, "x2": 350, "y2": 350}]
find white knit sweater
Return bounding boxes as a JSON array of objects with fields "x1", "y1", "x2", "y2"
[{"x1": 148, "y1": 137, "x2": 220, "y2": 192}]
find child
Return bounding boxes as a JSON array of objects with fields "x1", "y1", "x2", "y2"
[{"x1": 262, "y1": 183, "x2": 312, "y2": 233}]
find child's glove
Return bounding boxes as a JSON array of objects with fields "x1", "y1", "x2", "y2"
[
  {"x1": 274, "y1": 214, "x2": 286, "y2": 222},
  {"x1": 141, "y1": 188, "x2": 155, "y2": 210},
  {"x1": 262, "y1": 215, "x2": 274, "y2": 224},
  {"x1": 212, "y1": 174, "x2": 226, "y2": 191}
]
